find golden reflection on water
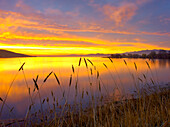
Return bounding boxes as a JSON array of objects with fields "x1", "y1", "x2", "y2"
[
  {"x1": 0, "y1": 57, "x2": 169, "y2": 99},
  {"x1": 0, "y1": 57, "x2": 169, "y2": 119}
]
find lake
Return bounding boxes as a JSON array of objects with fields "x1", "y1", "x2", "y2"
[{"x1": 0, "y1": 57, "x2": 169, "y2": 120}]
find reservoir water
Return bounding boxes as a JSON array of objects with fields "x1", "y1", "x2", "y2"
[{"x1": 0, "y1": 57, "x2": 169, "y2": 119}]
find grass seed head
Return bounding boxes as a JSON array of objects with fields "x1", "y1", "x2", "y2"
[
  {"x1": 69, "y1": 74, "x2": 72, "y2": 87},
  {"x1": 97, "y1": 71, "x2": 99, "y2": 79},
  {"x1": 124, "y1": 60, "x2": 127, "y2": 66},
  {"x1": 54, "y1": 73, "x2": 60, "y2": 85},
  {"x1": 143, "y1": 74, "x2": 146, "y2": 79},
  {"x1": 134, "y1": 62, "x2": 137, "y2": 71},
  {"x1": 99, "y1": 81, "x2": 101, "y2": 92},
  {"x1": 84, "y1": 58, "x2": 88, "y2": 69},
  {"x1": 46, "y1": 97, "x2": 49, "y2": 103},
  {"x1": 35, "y1": 75, "x2": 39, "y2": 82},
  {"x1": 87, "y1": 59, "x2": 94, "y2": 66},
  {"x1": 19, "y1": 62, "x2": 25, "y2": 71},
  {"x1": 29, "y1": 105, "x2": 32, "y2": 111},
  {"x1": 10, "y1": 107, "x2": 14, "y2": 112},
  {"x1": 103, "y1": 63, "x2": 108, "y2": 69},
  {"x1": 33, "y1": 78, "x2": 39, "y2": 90},
  {"x1": 90, "y1": 68, "x2": 93, "y2": 75},
  {"x1": 82, "y1": 89, "x2": 84, "y2": 98},
  {"x1": 109, "y1": 58, "x2": 113, "y2": 63},
  {"x1": 43, "y1": 71, "x2": 53, "y2": 83},
  {"x1": 72, "y1": 65, "x2": 75, "y2": 73},
  {"x1": 150, "y1": 78, "x2": 155, "y2": 85},
  {"x1": 138, "y1": 78, "x2": 143, "y2": 83},
  {"x1": 78, "y1": 58, "x2": 82, "y2": 66},
  {"x1": 42, "y1": 99, "x2": 45, "y2": 104},
  {"x1": 146, "y1": 61, "x2": 151, "y2": 69}
]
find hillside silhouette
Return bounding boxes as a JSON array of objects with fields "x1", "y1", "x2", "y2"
[{"x1": 0, "y1": 49, "x2": 31, "y2": 58}]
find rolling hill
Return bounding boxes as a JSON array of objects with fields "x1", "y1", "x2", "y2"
[{"x1": 0, "y1": 49, "x2": 31, "y2": 58}]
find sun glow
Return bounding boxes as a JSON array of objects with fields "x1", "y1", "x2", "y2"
[
  {"x1": 0, "y1": 32, "x2": 167, "y2": 56},
  {"x1": 0, "y1": 44, "x2": 113, "y2": 55},
  {"x1": 0, "y1": 42, "x2": 167, "y2": 56},
  {"x1": 0, "y1": 21, "x2": 169, "y2": 56}
]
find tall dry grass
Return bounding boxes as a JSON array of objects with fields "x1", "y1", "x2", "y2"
[{"x1": 0, "y1": 58, "x2": 169, "y2": 127}]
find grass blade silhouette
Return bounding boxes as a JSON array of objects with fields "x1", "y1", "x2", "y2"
[{"x1": 0, "y1": 62, "x2": 25, "y2": 118}]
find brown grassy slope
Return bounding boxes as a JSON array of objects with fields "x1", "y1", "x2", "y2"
[{"x1": 0, "y1": 49, "x2": 31, "y2": 58}]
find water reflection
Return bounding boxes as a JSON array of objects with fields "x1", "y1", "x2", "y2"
[
  {"x1": 0, "y1": 57, "x2": 169, "y2": 119},
  {"x1": 159, "y1": 59, "x2": 170, "y2": 68},
  {"x1": 151, "y1": 59, "x2": 170, "y2": 68}
]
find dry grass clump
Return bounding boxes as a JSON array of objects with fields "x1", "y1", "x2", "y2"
[{"x1": 26, "y1": 87, "x2": 169, "y2": 127}]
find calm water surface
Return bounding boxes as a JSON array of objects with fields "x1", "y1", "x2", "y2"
[{"x1": 0, "y1": 57, "x2": 169, "y2": 119}]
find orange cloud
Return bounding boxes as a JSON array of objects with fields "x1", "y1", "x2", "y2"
[
  {"x1": 0, "y1": 9, "x2": 169, "y2": 37},
  {"x1": 102, "y1": 3, "x2": 137, "y2": 26},
  {"x1": 0, "y1": 10, "x2": 38, "y2": 32},
  {"x1": 135, "y1": 0, "x2": 152, "y2": 5}
]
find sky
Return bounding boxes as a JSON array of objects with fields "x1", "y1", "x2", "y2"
[{"x1": 0, "y1": 0, "x2": 169, "y2": 56}]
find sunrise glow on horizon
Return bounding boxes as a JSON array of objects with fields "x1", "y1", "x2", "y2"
[{"x1": 0, "y1": 0, "x2": 169, "y2": 55}]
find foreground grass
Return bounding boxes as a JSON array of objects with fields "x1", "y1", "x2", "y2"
[
  {"x1": 0, "y1": 58, "x2": 169, "y2": 127},
  {"x1": 26, "y1": 87, "x2": 169, "y2": 127},
  {"x1": 3, "y1": 87, "x2": 169, "y2": 127}
]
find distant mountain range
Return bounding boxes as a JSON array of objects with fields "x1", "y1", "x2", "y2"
[
  {"x1": 0, "y1": 49, "x2": 31, "y2": 58},
  {"x1": 123, "y1": 49, "x2": 170, "y2": 55},
  {"x1": 66, "y1": 49, "x2": 170, "y2": 57},
  {"x1": 109, "y1": 49, "x2": 170, "y2": 59}
]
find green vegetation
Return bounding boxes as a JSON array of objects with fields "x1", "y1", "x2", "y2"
[
  {"x1": 0, "y1": 58, "x2": 169, "y2": 127},
  {"x1": 110, "y1": 50, "x2": 170, "y2": 59}
]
